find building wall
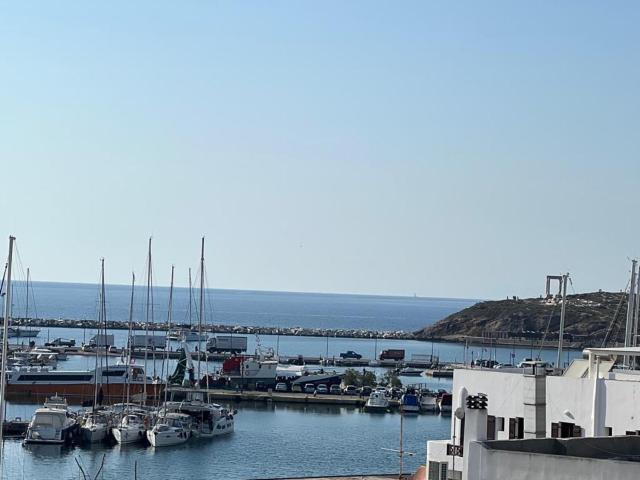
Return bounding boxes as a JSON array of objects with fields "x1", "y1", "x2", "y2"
[
  {"x1": 452, "y1": 369, "x2": 526, "y2": 440},
  {"x1": 546, "y1": 375, "x2": 640, "y2": 436},
  {"x1": 466, "y1": 442, "x2": 640, "y2": 480}
]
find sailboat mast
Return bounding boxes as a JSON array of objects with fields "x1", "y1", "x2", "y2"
[
  {"x1": 0, "y1": 236, "x2": 15, "y2": 457},
  {"x1": 164, "y1": 265, "x2": 175, "y2": 406},
  {"x1": 188, "y1": 268, "x2": 192, "y2": 329},
  {"x1": 25, "y1": 267, "x2": 29, "y2": 323},
  {"x1": 93, "y1": 260, "x2": 104, "y2": 410},
  {"x1": 126, "y1": 272, "x2": 135, "y2": 406},
  {"x1": 143, "y1": 237, "x2": 152, "y2": 403},
  {"x1": 197, "y1": 237, "x2": 205, "y2": 383}
]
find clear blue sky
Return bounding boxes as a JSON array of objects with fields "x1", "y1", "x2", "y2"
[{"x1": 1, "y1": 1, "x2": 639, "y2": 299}]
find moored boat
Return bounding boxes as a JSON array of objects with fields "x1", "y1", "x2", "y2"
[
  {"x1": 24, "y1": 396, "x2": 78, "y2": 444},
  {"x1": 437, "y1": 392, "x2": 452, "y2": 413},
  {"x1": 112, "y1": 412, "x2": 148, "y2": 445},
  {"x1": 419, "y1": 390, "x2": 438, "y2": 412},
  {"x1": 146, "y1": 413, "x2": 192, "y2": 447},
  {"x1": 364, "y1": 391, "x2": 390, "y2": 413},
  {"x1": 400, "y1": 389, "x2": 420, "y2": 414}
]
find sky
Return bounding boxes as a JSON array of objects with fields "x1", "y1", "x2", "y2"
[{"x1": 1, "y1": 1, "x2": 639, "y2": 299}]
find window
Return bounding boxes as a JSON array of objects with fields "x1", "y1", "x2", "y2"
[
  {"x1": 604, "y1": 427, "x2": 612, "y2": 436},
  {"x1": 428, "y1": 461, "x2": 448, "y2": 480},
  {"x1": 497, "y1": 417, "x2": 505, "y2": 432},
  {"x1": 487, "y1": 416, "x2": 496, "y2": 441},
  {"x1": 554, "y1": 422, "x2": 582, "y2": 438},
  {"x1": 509, "y1": 417, "x2": 525, "y2": 439}
]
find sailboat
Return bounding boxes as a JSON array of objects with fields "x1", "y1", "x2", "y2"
[
  {"x1": 147, "y1": 266, "x2": 192, "y2": 447},
  {"x1": 162, "y1": 238, "x2": 235, "y2": 438},
  {"x1": 80, "y1": 259, "x2": 111, "y2": 443}
]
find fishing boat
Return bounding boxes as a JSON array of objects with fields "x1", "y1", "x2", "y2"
[
  {"x1": 419, "y1": 390, "x2": 438, "y2": 412},
  {"x1": 364, "y1": 391, "x2": 390, "y2": 413},
  {"x1": 24, "y1": 396, "x2": 78, "y2": 444},
  {"x1": 400, "y1": 389, "x2": 420, "y2": 414},
  {"x1": 146, "y1": 412, "x2": 192, "y2": 447}
]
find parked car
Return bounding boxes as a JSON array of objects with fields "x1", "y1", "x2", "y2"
[
  {"x1": 275, "y1": 382, "x2": 288, "y2": 392},
  {"x1": 291, "y1": 384, "x2": 303, "y2": 393},
  {"x1": 359, "y1": 386, "x2": 372, "y2": 396},
  {"x1": 339, "y1": 350, "x2": 362, "y2": 359},
  {"x1": 329, "y1": 384, "x2": 342, "y2": 395},
  {"x1": 343, "y1": 385, "x2": 358, "y2": 396},
  {"x1": 44, "y1": 338, "x2": 75, "y2": 347},
  {"x1": 316, "y1": 384, "x2": 328, "y2": 394},
  {"x1": 304, "y1": 383, "x2": 316, "y2": 394}
]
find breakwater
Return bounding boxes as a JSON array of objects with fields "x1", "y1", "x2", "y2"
[{"x1": 6, "y1": 317, "x2": 415, "y2": 341}]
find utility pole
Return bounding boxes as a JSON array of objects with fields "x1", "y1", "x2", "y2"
[{"x1": 556, "y1": 273, "x2": 569, "y2": 370}]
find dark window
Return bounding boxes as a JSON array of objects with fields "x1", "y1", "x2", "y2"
[
  {"x1": 551, "y1": 422, "x2": 559, "y2": 438},
  {"x1": 516, "y1": 417, "x2": 524, "y2": 439},
  {"x1": 604, "y1": 427, "x2": 612, "y2": 436},
  {"x1": 497, "y1": 417, "x2": 505, "y2": 432},
  {"x1": 509, "y1": 418, "x2": 516, "y2": 439},
  {"x1": 101, "y1": 370, "x2": 126, "y2": 377},
  {"x1": 16, "y1": 374, "x2": 94, "y2": 382},
  {"x1": 487, "y1": 416, "x2": 496, "y2": 440},
  {"x1": 626, "y1": 431, "x2": 637, "y2": 436}
]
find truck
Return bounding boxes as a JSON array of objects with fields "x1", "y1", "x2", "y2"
[
  {"x1": 130, "y1": 334, "x2": 166, "y2": 350},
  {"x1": 89, "y1": 334, "x2": 115, "y2": 348},
  {"x1": 379, "y1": 349, "x2": 405, "y2": 361},
  {"x1": 339, "y1": 350, "x2": 362, "y2": 359},
  {"x1": 206, "y1": 335, "x2": 247, "y2": 353}
]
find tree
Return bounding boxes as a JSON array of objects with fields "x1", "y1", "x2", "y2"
[{"x1": 380, "y1": 370, "x2": 402, "y2": 388}]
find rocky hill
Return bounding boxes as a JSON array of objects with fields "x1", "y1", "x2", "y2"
[{"x1": 415, "y1": 291, "x2": 628, "y2": 346}]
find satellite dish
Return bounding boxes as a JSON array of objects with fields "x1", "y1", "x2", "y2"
[{"x1": 455, "y1": 407, "x2": 465, "y2": 420}]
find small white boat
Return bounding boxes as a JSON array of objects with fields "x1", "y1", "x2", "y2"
[
  {"x1": 398, "y1": 367, "x2": 424, "y2": 377},
  {"x1": 81, "y1": 411, "x2": 111, "y2": 443},
  {"x1": 112, "y1": 413, "x2": 148, "y2": 444},
  {"x1": 146, "y1": 413, "x2": 192, "y2": 447},
  {"x1": 364, "y1": 391, "x2": 390, "y2": 413},
  {"x1": 419, "y1": 391, "x2": 438, "y2": 412}
]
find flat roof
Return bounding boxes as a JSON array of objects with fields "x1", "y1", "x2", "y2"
[{"x1": 583, "y1": 347, "x2": 640, "y2": 357}]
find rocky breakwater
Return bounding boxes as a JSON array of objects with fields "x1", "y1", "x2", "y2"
[
  {"x1": 7, "y1": 317, "x2": 415, "y2": 341},
  {"x1": 414, "y1": 291, "x2": 627, "y2": 348}
]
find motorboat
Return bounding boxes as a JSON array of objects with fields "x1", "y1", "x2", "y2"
[
  {"x1": 24, "y1": 396, "x2": 78, "y2": 444},
  {"x1": 398, "y1": 367, "x2": 424, "y2": 377},
  {"x1": 437, "y1": 392, "x2": 453, "y2": 413},
  {"x1": 419, "y1": 390, "x2": 438, "y2": 412},
  {"x1": 400, "y1": 390, "x2": 420, "y2": 414},
  {"x1": 112, "y1": 412, "x2": 148, "y2": 444},
  {"x1": 364, "y1": 391, "x2": 390, "y2": 413},
  {"x1": 146, "y1": 413, "x2": 192, "y2": 447}
]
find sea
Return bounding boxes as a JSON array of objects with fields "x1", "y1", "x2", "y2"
[{"x1": 1, "y1": 282, "x2": 581, "y2": 479}]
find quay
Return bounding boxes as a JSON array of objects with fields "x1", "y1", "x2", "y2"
[{"x1": 174, "y1": 387, "x2": 404, "y2": 408}]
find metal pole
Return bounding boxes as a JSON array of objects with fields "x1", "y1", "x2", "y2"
[
  {"x1": 0, "y1": 236, "x2": 15, "y2": 463},
  {"x1": 625, "y1": 261, "x2": 637, "y2": 367},
  {"x1": 556, "y1": 273, "x2": 569, "y2": 369},
  {"x1": 633, "y1": 263, "x2": 640, "y2": 349}
]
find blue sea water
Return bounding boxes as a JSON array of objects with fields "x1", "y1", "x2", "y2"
[{"x1": 13, "y1": 281, "x2": 478, "y2": 332}]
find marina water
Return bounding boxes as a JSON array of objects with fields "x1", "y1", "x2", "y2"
[{"x1": 2, "y1": 283, "x2": 581, "y2": 479}]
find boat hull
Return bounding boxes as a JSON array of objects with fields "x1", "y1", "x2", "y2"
[
  {"x1": 146, "y1": 428, "x2": 190, "y2": 447},
  {"x1": 112, "y1": 426, "x2": 146, "y2": 445},
  {"x1": 81, "y1": 425, "x2": 108, "y2": 443},
  {"x1": 6, "y1": 383, "x2": 162, "y2": 404}
]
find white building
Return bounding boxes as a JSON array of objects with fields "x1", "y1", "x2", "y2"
[{"x1": 426, "y1": 347, "x2": 640, "y2": 480}]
